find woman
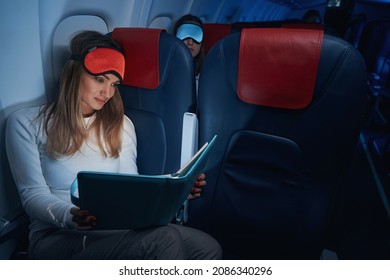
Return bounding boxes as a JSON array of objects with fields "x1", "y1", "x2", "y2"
[
  {"x1": 5, "y1": 30, "x2": 221, "y2": 260},
  {"x1": 174, "y1": 14, "x2": 205, "y2": 92}
]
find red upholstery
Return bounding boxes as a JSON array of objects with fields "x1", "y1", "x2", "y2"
[
  {"x1": 112, "y1": 28, "x2": 163, "y2": 89},
  {"x1": 203, "y1": 24, "x2": 231, "y2": 53},
  {"x1": 237, "y1": 28, "x2": 323, "y2": 109}
]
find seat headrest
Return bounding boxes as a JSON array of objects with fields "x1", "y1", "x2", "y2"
[
  {"x1": 203, "y1": 24, "x2": 231, "y2": 53},
  {"x1": 281, "y1": 23, "x2": 324, "y2": 30},
  {"x1": 237, "y1": 28, "x2": 324, "y2": 109},
  {"x1": 112, "y1": 28, "x2": 164, "y2": 89}
]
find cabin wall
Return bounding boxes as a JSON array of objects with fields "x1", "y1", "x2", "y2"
[{"x1": 0, "y1": 0, "x2": 43, "y2": 259}]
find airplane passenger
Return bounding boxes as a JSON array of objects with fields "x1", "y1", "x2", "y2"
[
  {"x1": 5, "y1": 30, "x2": 222, "y2": 260},
  {"x1": 173, "y1": 14, "x2": 205, "y2": 92}
]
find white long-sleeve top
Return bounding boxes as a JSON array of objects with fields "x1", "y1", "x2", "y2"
[{"x1": 5, "y1": 106, "x2": 138, "y2": 236}]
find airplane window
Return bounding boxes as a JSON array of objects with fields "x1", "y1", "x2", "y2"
[
  {"x1": 149, "y1": 16, "x2": 172, "y2": 30},
  {"x1": 53, "y1": 15, "x2": 108, "y2": 84}
]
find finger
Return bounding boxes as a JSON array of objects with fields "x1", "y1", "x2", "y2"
[
  {"x1": 70, "y1": 207, "x2": 80, "y2": 216},
  {"x1": 74, "y1": 216, "x2": 97, "y2": 230},
  {"x1": 75, "y1": 222, "x2": 95, "y2": 230},
  {"x1": 188, "y1": 192, "x2": 201, "y2": 200},
  {"x1": 72, "y1": 214, "x2": 96, "y2": 224},
  {"x1": 197, "y1": 173, "x2": 206, "y2": 181},
  {"x1": 191, "y1": 187, "x2": 202, "y2": 194},
  {"x1": 70, "y1": 207, "x2": 89, "y2": 217},
  {"x1": 195, "y1": 180, "x2": 206, "y2": 187},
  {"x1": 72, "y1": 215, "x2": 87, "y2": 223}
]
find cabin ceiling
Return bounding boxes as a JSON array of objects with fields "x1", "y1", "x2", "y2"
[
  {"x1": 270, "y1": 0, "x2": 327, "y2": 9},
  {"x1": 148, "y1": 0, "x2": 329, "y2": 26}
]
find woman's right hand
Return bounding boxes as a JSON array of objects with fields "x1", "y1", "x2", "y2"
[{"x1": 70, "y1": 207, "x2": 96, "y2": 230}]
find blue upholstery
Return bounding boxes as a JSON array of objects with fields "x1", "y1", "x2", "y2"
[
  {"x1": 344, "y1": 13, "x2": 368, "y2": 48},
  {"x1": 357, "y1": 19, "x2": 390, "y2": 152},
  {"x1": 187, "y1": 28, "x2": 368, "y2": 259},
  {"x1": 112, "y1": 28, "x2": 196, "y2": 175},
  {"x1": 358, "y1": 18, "x2": 390, "y2": 76},
  {"x1": 366, "y1": 23, "x2": 390, "y2": 127}
]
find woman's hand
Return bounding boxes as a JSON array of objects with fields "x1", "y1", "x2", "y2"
[
  {"x1": 188, "y1": 173, "x2": 206, "y2": 200},
  {"x1": 70, "y1": 207, "x2": 96, "y2": 230}
]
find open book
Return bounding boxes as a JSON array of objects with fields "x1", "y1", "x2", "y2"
[
  {"x1": 70, "y1": 135, "x2": 217, "y2": 230},
  {"x1": 171, "y1": 139, "x2": 209, "y2": 177}
]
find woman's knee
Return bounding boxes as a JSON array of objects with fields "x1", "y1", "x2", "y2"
[
  {"x1": 193, "y1": 231, "x2": 222, "y2": 259},
  {"x1": 141, "y1": 225, "x2": 186, "y2": 259},
  {"x1": 170, "y1": 224, "x2": 222, "y2": 259}
]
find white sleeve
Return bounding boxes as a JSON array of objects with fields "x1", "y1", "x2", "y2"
[
  {"x1": 118, "y1": 115, "x2": 138, "y2": 174},
  {"x1": 5, "y1": 108, "x2": 74, "y2": 229}
]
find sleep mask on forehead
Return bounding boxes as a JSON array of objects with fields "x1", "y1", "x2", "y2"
[
  {"x1": 70, "y1": 47, "x2": 125, "y2": 81},
  {"x1": 176, "y1": 23, "x2": 203, "y2": 44}
]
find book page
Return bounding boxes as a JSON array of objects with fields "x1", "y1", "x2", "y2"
[{"x1": 171, "y1": 141, "x2": 209, "y2": 177}]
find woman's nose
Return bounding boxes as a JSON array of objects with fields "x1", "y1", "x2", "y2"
[
  {"x1": 185, "y1": 38, "x2": 194, "y2": 45},
  {"x1": 101, "y1": 84, "x2": 114, "y2": 98}
]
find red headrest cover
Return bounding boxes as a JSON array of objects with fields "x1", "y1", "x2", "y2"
[
  {"x1": 112, "y1": 28, "x2": 163, "y2": 89},
  {"x1": 203, "y1": 24, "x2": 231, "y2": 53},
  {"x1": 238, "y1": 28, "x2": 324, "y2": 109}
]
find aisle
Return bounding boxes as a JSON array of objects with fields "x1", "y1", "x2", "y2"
[{"x1": 327, "y1": 131, "x2": 390, "y2": 259}]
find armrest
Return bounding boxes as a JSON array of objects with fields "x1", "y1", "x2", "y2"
[
  {"x1": 180, "y1": 112, "x2": 199, "y2": 166},
  {"x1": 0, "y1": 206, "x2": 29, "y2": 244},
  {"x1": 175, "y1": 112, "x2": 199, "y2": 224}
]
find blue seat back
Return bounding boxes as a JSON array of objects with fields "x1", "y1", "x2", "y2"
[
  {"x1": 188, "y1": 28, "x2": 368, "y2": 259},
  {"x1": 113, "y1": 28, "x2": 196, "y2": 175}
]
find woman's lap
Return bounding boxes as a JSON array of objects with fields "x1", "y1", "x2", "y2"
[{"x1": 29, "y1": 224, "x2": 221, "y2": 260}]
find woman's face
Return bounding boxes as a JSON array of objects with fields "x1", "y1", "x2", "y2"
[
  {"x1": 183, "y1": 38, "x2": 202, "y2": 58},
  {"x1": 79, "y1": 71, "x2": 120, "y2": 116}
]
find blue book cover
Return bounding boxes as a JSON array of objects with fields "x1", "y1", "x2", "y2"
[{"x1": 70, "y1": 135, "x2": 217, "y2": 230}]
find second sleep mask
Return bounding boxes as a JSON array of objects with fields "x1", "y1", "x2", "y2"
[{"x1": 176, "y1": 23, "x2": 203, "y2": 44}]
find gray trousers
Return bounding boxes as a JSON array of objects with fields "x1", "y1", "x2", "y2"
[{"x1": 29, "y1": 224, "x2": 222, "y2": 260}]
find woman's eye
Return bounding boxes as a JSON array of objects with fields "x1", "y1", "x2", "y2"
[{"x1": 95, "y1": 77, "x2": 104, "y2": 83}]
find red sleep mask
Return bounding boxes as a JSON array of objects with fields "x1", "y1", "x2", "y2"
[{"x1": 71, "y1": 47, "x2": 125, "y2": 81}]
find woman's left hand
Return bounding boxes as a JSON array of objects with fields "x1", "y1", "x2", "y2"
[
  {"x1": 188, "y1": 173, "x2": 206, "y2": 200},
  {"x1": 70, "y1": 207, "x2": 96, "y2": 230}
]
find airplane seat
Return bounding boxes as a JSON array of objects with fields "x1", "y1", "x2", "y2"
[
  {"x1": 343, "y1": 13, "x2": 368, "y2": 48},
  {"x1": 112, "y1": 27, "x2": 197, "y2": 175},
  {"x1": 187, "y1": 28, "x2": 368, "y2": 259},
  {"x1": 0, "y1": 206, "x2": 30, "y2": 259},
  {"x1": 203, "y1": 24, "x2": 232, "y2": 54},
  {"x1": 370, "y1": 52, "x2": 390, "y2": 157},
  {"x1": 112, "y1": 28, "x2": 197, "y2": 223},
  {"x1": 358, "y1": 19, "x2": 390, "y2": 132},
  {"x1": 370, "y1": 21, "x2": 390, "y2": 86},
  {"x1": 231, "y1": 21, "x2": 281, "y2": 33},
  {"x1": 282, "y1": 21, "x2": 342, "y2": 38},
  {"x1": 358, "y1": 18, "x2": 390, "y2": 76}
]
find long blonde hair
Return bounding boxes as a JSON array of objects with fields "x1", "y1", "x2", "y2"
[{"x1": 39, "y1": 31, "x2": 125, "y2": 158}]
